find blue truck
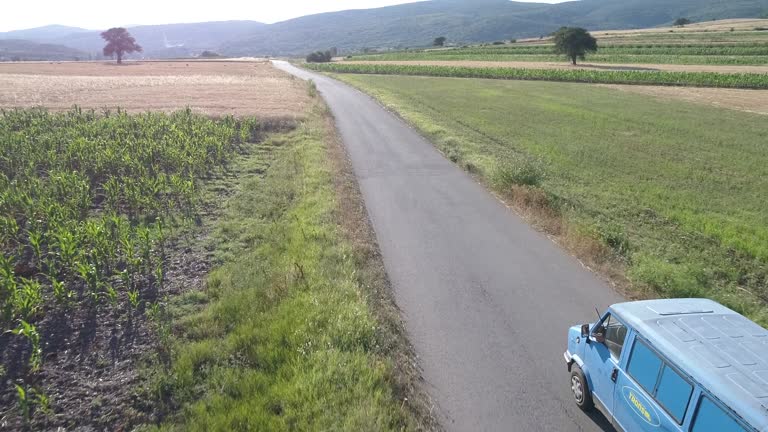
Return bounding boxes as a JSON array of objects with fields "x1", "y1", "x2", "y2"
[{"x1": 565, "y1": 299, "x2": 768, "y2": 431}]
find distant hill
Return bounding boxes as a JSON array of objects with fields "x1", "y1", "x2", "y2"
[
  {"x1": 0, "y1": 21, "x2": 266, "y2": 59},
  {"x1": 0, "y1": 39, "x2": 88, "y2": 61},
  {"x1": 221, "y1": 0, "x2": 768, "y2": 56},
  {"x1": 2, "y1": 0, "x2": 768, "y2": 59},
  {"x1": 0, "y1": 25, "x2": 91, "y2": 41}
]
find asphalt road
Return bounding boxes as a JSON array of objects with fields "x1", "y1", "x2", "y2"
[{"x1": 273, "y1": 61, "x2": 624, "y2": 432}]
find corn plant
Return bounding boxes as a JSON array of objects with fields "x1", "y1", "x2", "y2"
[
  {"x1": 0, "y1": 254, "x2": 17, "y2": 320},
  {"x1": 15, "y1": 384, "x2": 32, "y2": 424},
  {"x1": 9, "y1": 319, "x2": 42, "y2": 372},
  {"x1": 15, "y1": 279, "x2": 43, "y2": 321},
  {"x1": 0, "y1": 108, "x2": 260, "y2": 414},
  {"x1": 306, "y1": 62, "x2": 768, "y2": 89}
]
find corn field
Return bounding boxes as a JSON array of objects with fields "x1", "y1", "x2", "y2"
[
  {"x1": 351, "y1": 43, "x2": 768, "y2": 65},
  {"x1": 424, "y1": 44, "x2": 768, "y2": 56},
  {"x1": 307, "y1": 63, "x2": 768, "y2": 89},
  {"x1": 0, "y1": 107, "x2": 258, "y2": 411},
  {"x1": 351, "y1": 52, "x2": 768, "y2": 66}
]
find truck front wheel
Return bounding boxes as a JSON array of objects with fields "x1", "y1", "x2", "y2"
[{"x1": 570, "y1": 364, "x2": 594, "y2": 411}]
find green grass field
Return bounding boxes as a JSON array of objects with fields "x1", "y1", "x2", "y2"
[{"x1": 332, "y1": 74, "x2": 768, "y2": 325}]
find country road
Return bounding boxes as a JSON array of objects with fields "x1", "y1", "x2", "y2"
[{"x1": 273, "y1": 61, "x2": 624, "y2": 432}]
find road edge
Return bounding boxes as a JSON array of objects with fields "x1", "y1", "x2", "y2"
[{"x1": 321, "y1": 95, "x2": 443, "y2": 431}]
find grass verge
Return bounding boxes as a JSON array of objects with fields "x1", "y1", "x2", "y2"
[
  {"x1": 329, "y1": 73, "x2": 768, "y2": 327},
  {"x1": 142, "y1": 100, "x2": 431, "y2": 431},
  {"x1": 305, "y1": 63, "x2": 768, "y2": 89}
]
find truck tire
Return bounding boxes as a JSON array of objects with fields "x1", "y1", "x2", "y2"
[{"x1": 571, "y1": 364, "x2": 594, "y2": 411}]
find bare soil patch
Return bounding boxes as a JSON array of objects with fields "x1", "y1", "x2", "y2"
[
  {"x1": 598, "y1": 84, "x2": 768, "y2": 115},
  {"x1": 0, "y1": 61, "x2": 310, "y2": 118},
  {"x1": 344, "y1": 59, "x2": 768, "y2": 74}
]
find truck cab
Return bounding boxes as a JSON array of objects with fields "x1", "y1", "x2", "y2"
[{"x1": 564, "y1": 299, "x2": 768, "y2": 431}]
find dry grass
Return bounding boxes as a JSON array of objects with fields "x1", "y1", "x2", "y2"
[
  {"x1": 0, "y1": 60, "x2": 310, "y2": 118},
  {"x1": 344, "y1": 59, "x2": 768, "y2": 74},
  {"x1": 592, "y1": 18, "x2": 768, "y2": 38},
  {"x1": 515, "y1": 18, "x2": 768, "y2": 44},
  {"x1": 496, "y1": 184, "x2": 633, "y2": 299},
  {"x1": 599, "y1": 84, "x2": 768, "y2": 115}
]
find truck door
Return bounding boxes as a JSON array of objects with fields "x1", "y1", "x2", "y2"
[
  {"x1": 583, "y1": 313, "x2": 627, "y2": 417},
  {"x1": 613, "y1": 337, "x2": 693, "y2": 431}
]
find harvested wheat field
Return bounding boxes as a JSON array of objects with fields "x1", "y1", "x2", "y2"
[
  {"x1": 343, "y1": 59, "x2": 768, "y2": 74},
  {"x1": 0, "y1": 60, "x2": 310, "y2": 117},
  {"x1": 598, "y1": 84, "x2": 768, "y2": 115},
  {"x1": 592, "y1": 18, "x2": 768, "y2": 38}
]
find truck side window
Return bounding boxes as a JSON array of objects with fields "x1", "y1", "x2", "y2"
[
  {"x1": 627, "y1": 339, "x2": 663, "y2": 394},
  {"x1": 655, "y1": 364, "x2": 693, "y2": 424},
  {"x1": 691, "y1": 396, "x2": 747, "y2": 432},
  {"x1": 602, "y1": 315, "x2": 627, "y2": 361}
]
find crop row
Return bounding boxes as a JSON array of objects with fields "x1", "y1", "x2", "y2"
[
  {"x1": 460, "y1": 45, "x2": 768, "y2": 56},
  {"x1": 0, "y1": 108, "x2": 258, "y2": 388},
  {"x1": 307, "y1": 63, "x2": 768, "y2": 89},
  {"x1": 351, "y1": 52, "x2": 768, "y2": 65}
]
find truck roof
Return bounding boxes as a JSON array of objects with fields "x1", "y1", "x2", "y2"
[{"x1": 611, "y1": 298, "x2": 768, "y2": 431}]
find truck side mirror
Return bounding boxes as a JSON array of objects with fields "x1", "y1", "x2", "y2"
[{"x1": 581, "y1": 324, "x2": 590, "y2": 338}]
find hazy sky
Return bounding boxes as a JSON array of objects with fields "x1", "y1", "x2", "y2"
[{"x1": 1, "y1": 0, "x2": 568, "y2": 32}]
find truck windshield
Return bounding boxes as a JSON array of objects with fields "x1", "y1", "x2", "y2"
[{"x1": 603, "y1": 314, "x2": 627, "y2": 361}]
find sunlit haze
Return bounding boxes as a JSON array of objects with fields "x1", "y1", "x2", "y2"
[{"x1": 0, "y1": 0, "x2": 569, "y2": 32}]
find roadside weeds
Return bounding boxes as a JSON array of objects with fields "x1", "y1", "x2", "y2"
[
  {"x1": 139, "y1": 91, "x2": 438, "y2": 431},
  {"x1": 324, "y1": 103, "x2": 442, "y2": 431}
]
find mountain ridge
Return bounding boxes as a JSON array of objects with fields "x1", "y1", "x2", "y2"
[{"x1": 2, "y1": 0, "x2": 768, "y2": 59}]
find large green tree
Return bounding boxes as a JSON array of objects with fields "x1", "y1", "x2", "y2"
[{"x1": 553, "y1": 27, "x2": 597, "y2": 65}]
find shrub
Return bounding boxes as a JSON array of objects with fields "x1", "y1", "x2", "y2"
[
  {"x1": 491, "y1": 155, "x2": 547, "y2": 188},
  {"x1": 306, "y1": 51, "x2": 332, "y2": 63},
  {"x1": 492, "y1": 41, "x2": 505, "y2": 45}
]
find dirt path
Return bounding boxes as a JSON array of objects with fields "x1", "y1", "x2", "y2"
[{"x1": 344, "y1": 60, "x2": 768, "y2": 74}]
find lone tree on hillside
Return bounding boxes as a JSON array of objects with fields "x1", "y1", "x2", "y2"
[
  {"x1": 101, "y1": 27, "x2": 142, "y2": 64},
  {"x1": 433, "y1": 36, "x2": 447, "y2": 47},
  {"x1": 674, "y1": 17, "x2": 692, "y2": 27},
  {"x1": 553, "y1": 27, "x2": 597, "y2": 65}
]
